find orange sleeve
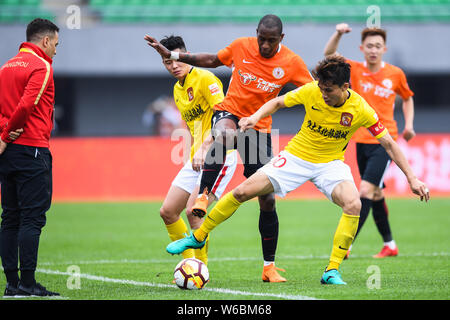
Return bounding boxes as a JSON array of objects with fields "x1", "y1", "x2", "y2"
[
  {"x1": 290, "y1": 55, "x2": 313, "y2": 87},
  {"x1": 395, "y1": 69, "x2": 414, "y2": 100},
  {"x1": 345, "y1": 59, "x2": 356, "y2": 67},
  {"x1": 217, "y1": 39, "x2": 240, "y2": 67}
]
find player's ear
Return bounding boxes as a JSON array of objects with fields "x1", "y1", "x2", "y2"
[
  {"x1": 41, "y1": 35, "x2": 49, "y2": 48},
  {"x1": 279, "y1": 33, "x2": 285, "y2": 42},
  {"x1": 342, "y1": 82, "x2": 350, "y2": 91},
  {"x1": 359, "y1": 44, "x2": 364, "y2": 52}
]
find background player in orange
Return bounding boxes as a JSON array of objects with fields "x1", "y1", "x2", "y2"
[
  {"x1": 324, "y1": 23, "x2": 415, "y2": 258},
  {"x1": 145, "y1": 15, "x2": 313, "y2": 282}
]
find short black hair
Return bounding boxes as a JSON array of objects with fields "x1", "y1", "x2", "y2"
[
  {"x1": 361, "y1": 27, "x2": 387, "y2": 43},
  {"x1": 257, "y1": 14, "x2": 283, "y2": 35},
  {"x1": 160, "y1": 35, "x2": 186, "y2": 52},
  {"x1": 26, "y1": 18, "x2": 59, "y2": 42},
  {"x1": 313, "y1": 54, "x2": 351, "y2": 87}
]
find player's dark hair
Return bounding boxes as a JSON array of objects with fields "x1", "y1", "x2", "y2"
[
  {"x1": 361, "y1": 27, "x2": 387, "y2": 43},
  {"x1": 313, "y1": 54, "x2": 351, "y2": 87},
  {"x1": 257, "y1": 14, "x2": 283, "y2": 35},
  {"x1": 26, "y1": 18, "x2": 59, "y2": 42},
  {"x1": 160, "y1": 35, "x2": 187, "y2": 52}
]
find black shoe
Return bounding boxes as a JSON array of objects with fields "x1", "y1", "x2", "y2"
[
  {"x1": 17, "y1": 282, "x2": 60, "y2": 297},
  {"x1": 3, "y1": 283, "x2": 19, "y2": 297}
]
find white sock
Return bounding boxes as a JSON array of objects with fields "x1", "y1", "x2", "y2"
[
  {"x1": 384, "y1": 240, "x2": 396, "y2": 250},
  {"x1": 264, "y1": 261, "x2": 274, "y2": 267}
]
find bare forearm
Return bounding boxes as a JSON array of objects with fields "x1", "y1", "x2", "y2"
[
  {"x1": 200, "y1": 133, "x2": 214, "y2": 151},
  {"x1": 178, "y1": 53, "x2": 223, "y2": 68},
  {"x1": 324, "y1": 31, "x2": 342, "y2": 56},
  {"x1": 252, "y1": 96, "x2": 285, "y2": 122},
  {"x1": 380, "y1": 135, "x2": 415, "y2": 181},
  {"x1": 402, "y1": 97, "x2": 414, "y2": 129},
  {"x1": 144, "y1": 34, "x2": 223, "y2": 68}
]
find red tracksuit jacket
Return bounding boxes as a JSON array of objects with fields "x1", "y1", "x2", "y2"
[{"x1": 0, "y1": 42, "x2": 54, "y2": 148}]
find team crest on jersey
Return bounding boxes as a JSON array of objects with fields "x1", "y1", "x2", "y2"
[
  {"x1": 272, "y1": 67, "x2": 285, "y2": 79},
  {"x1": 382, "y1": 79, "x2": 393, "y2": 89},
  {"x1": 340, "y1": 112, "x2": 353, "y2": 127},
  {"x1": 187, "y1": 87, "x2": 194, "y2": 101},
  {"x1": 238, "y1": 69, "x2": 257, "y2": 85}
]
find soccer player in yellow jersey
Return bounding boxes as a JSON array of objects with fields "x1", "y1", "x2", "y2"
[
  {"x1": 158, "y1": 36, "x2": 237, "y2": 266},
  {"x1": 166, "y1": 55, "x2": 430, "y2": 285}
]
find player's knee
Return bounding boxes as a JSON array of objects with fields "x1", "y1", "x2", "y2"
[
  {"x1": 159, "y1": 206, "x2": 177, "y2": 224},
  {"x1": 359, "y1": 181, "x2": 375, "y2": 199},
  {"x1": 233, "y1": 186, "x2": 251, "y2": 203},
  {"x1": 185, "y1": 207, "x2": 196, "y2": 222},
  {"x1": 373, "y1": 187, "x2": 384, "y2": 200},
  {"x1": 343, "y1": 198, "x2": 362, "y2": 216}
]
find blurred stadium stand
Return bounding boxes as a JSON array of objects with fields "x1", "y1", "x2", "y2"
[
  {"x1": 1, "y1": 0, "x2": 449, "y2": 137},
  {"x1": 88, "y1": 0, "x2": 450, "y2": 24}
]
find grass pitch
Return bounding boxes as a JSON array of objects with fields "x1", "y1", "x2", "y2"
[{"x1": 0, "y1": 198, "x2": 448, "y2": 301}]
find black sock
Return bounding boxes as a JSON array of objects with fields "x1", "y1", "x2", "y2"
[
  {"x1": 372, "y1": 198, "x2": 393, "y2": 242},
  {"x1": 354, "y1": 198, "x2": 373, "y2": 241},
  {"x1": 4, "y1": 270, "x2": 19, "y2": 287},
  {"x1": 199, "y1": 141, "x2": 227, "y2": 195},
  {"x1": 259, "y1": 210, "x2": 279, "y2": 262},
  {"x1": 20, "y1": 270, "x2": 36, "y2": 287}
]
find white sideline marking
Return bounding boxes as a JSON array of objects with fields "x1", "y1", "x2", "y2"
[
  {"x1": 37, "y1": 251, "x2": 450, "y2": 266},
  {"x1": 36, "y1": 268, "x2": 318, "y2": 300},
  {"x1": 2, "y1": 295, "x2": 69, "y2": 300}
]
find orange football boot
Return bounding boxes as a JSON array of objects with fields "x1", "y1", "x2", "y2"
[
  {"x1": 343, "y1": 250, "x2": 350, "y2": 260},
  {"x1": 373, "y1": 245, "x2": 398, "y2": 258},
  {"x1": 192, "y1": 188, "x2": 209, "y2": 218},
  {"x1": 262, "y1": 264, "x2": 287, "y2": 283}
]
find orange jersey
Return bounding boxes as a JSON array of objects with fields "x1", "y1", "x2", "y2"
[
  {"x1": 348, "y1": 60, "x2": 414, "y2": 143},
  {"x1": 216, "y1": 37, "x2": 313, "y2": 132}
]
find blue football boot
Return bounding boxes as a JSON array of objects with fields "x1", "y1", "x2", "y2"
[
  {"x1": 320, "y1": 269, "x2": 347, "y2": 285},
  {"x1": 166, "y1": 232, "x2": 206, "y2": 255}
]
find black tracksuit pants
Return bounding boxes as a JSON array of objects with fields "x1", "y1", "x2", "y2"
[{"x1": 0, "y1": 144, "x2": 52, "y2": 285}]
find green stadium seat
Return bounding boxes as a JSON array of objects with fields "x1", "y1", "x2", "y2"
[
  {"x1": 54, "y1": 0, "x2": 450, "y2": 24},
  {"x1": 0, "y1": 0, "x2": 55, "y2": 24}
]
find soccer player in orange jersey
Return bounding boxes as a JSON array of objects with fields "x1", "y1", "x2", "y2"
[
  {"x1": 145, "y1": 15, "x2": 313, "y2": 282},
  {"x1": 324, "y1": 23, "x2": 415, "y2": 259}
]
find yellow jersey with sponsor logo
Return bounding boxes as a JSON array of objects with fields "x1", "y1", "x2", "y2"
[
  {"x1": 283, "y1": 81, "x2": 388, "y2": 163},
  {"x1": 173, "y1": 67, "x2": 224, "y2": 160}
]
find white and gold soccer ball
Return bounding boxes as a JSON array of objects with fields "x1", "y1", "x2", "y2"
[{"x1": 173, "y1": 258, "x2": 209, "y2": 290}]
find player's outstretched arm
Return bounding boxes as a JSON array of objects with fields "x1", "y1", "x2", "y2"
[
  {"x1": 238, "y1": 95, "x2": 286, "y2": 132},
  {"x1": 378, "y1": 133, "x2": 430, "y2": 201},
  {"x1": 324, "y1": 23, "x2": 352, "y2": 56},
  {"x1": 144, "y1": 35, "x2": 223, "y2": 68},
  {"x1": 192, "y1": 133, "x2": 214, "y2": 172},
  {"x1": 402, "y1": 96, "x2": 416, "y2": 141}
]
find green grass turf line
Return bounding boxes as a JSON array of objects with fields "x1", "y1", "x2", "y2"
[{"x1": 0, "y1": 199, "x2": 448, "y2": 300}]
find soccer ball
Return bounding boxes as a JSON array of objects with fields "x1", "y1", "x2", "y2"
[{"x1": 173, "y1": 258, "x2": 209, "y2": 290}]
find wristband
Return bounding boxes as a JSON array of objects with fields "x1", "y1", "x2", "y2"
[{"x1": 170, "y1": 51, "x2": 180, "y2": 60}]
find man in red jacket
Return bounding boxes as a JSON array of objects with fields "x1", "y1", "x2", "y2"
[{"x1": 0, "y1": 18, "x2": 60, "y2": 297}]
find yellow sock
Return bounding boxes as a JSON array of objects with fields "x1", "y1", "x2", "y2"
[
  {"x1": 194, "y1": 233, "x2": 210, "y2": 265},
  {"x1": 327, "y1": 213, "x2": 359, "y2": 271},
  {"x1": 194, "y1": 191, "x2": 242, "y2": 242},
  {"x1": 166, "y1": 218, "x2": 194, "y2": 259}
]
